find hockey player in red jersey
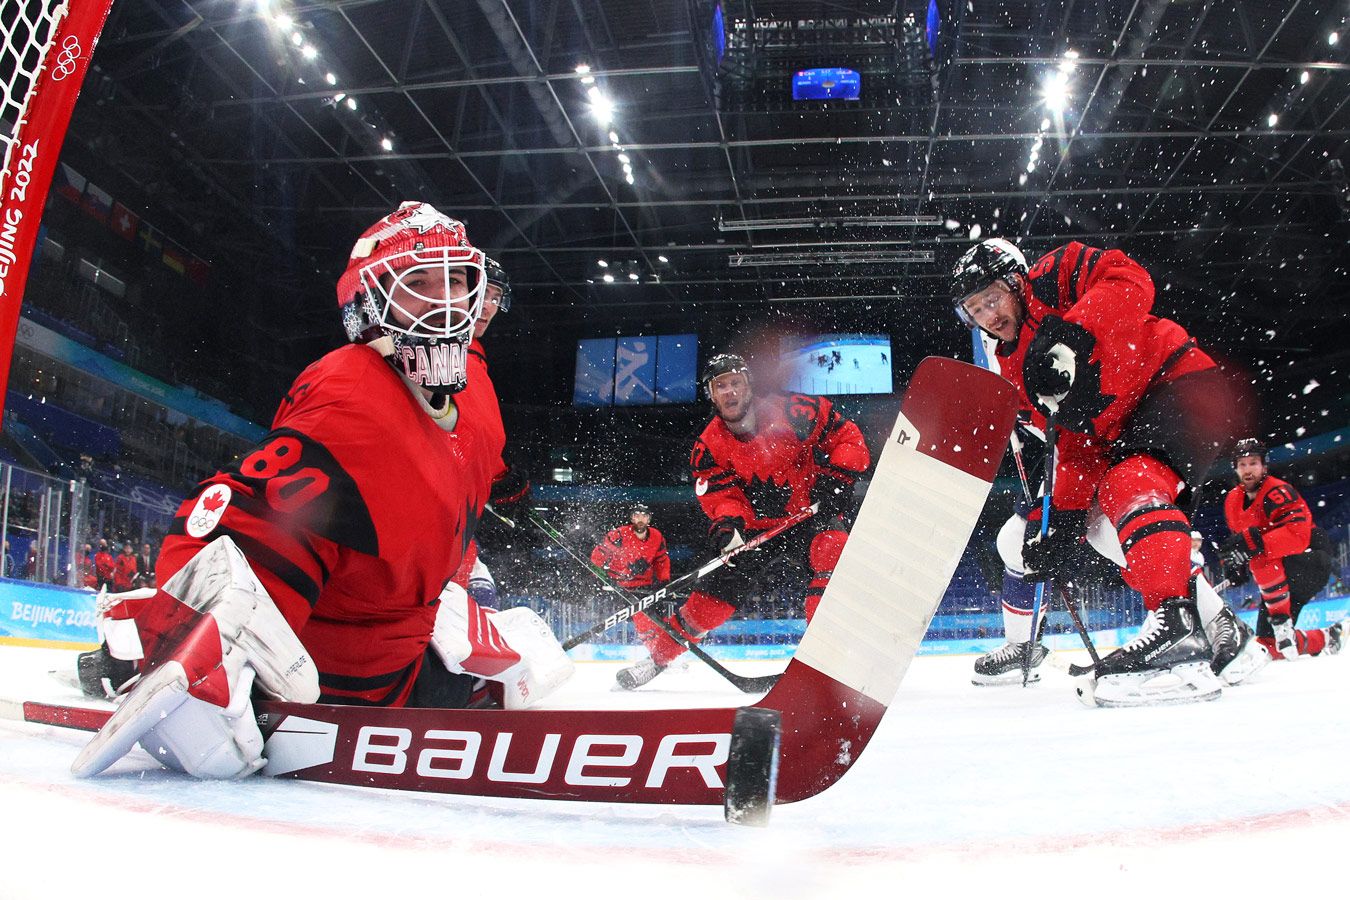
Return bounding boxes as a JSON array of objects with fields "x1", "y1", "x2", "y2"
[
  {"x1": 590, "y1": 503, "x2": 671, "y2": 591},
  {"x1": 953, "y1": 238, "x2": 1248, "y2": 706},
  {"x1": 616, "y1": 353, "x2": 870, "y2": 690},
  {"x1": 72, "y1": 203, "x2": 571, "y2": 779},
  {"x1": 1219, "y1": 439, "x2": 1341, "y2": 660}
]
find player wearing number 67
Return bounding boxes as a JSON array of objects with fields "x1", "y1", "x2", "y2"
[{"x1": 71, "y1": 203, "x2": 573, "y2": 780}]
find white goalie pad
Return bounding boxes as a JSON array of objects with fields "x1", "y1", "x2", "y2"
[
  {"x1": 431, "y1": 583, "x2": 573, "y2": 709},
  {"x1": 72, "y1": 536, "x2": 319, "y2": 779}
]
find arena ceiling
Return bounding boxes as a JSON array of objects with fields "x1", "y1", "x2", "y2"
[{"x1": 59, "y1": 0, "x2": 1350, "y2": 421}]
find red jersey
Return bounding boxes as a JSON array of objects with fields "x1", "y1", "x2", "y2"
[
  {"x1": 112, "y1": 554, "x2": 138, "y2": 591},
  {"x1": 1223, "y1": 474, "x2": 1314, "y2": 562},
  {"x1": 590, "y1": 525, "x2": 671, "y2": 589},
  {"x1": 156, "y1": 343, "x2": 504, "y2": 706},
  {"x1": 692, "y1": 393, "x2": 869, "y2": 531},
  {"x1": 991, "y1": 242, "x2": 1216, "y2": 509},
  {"x1": 94, "y1": 551, "x2": 115, "y2": 583}
]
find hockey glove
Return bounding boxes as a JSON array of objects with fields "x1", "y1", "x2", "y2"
[
  {"x1": 489, "y1": 462, "x2": 531, "y2": 510},
  {"x1": 809, "y1": 467, "x2": 857, "y2": 522},
  {"x1": 1218, "y1": 529, "x2": 1262, "y2": 568},
  {"x1": 1021, "y1": 507, "x2": 1088, "y2": 583},
  {"x1": 1221, "y1": 557, "x2": 1250, "y2": 587},
  {"x1": 707, "y1": 516, "x2": 748, "y2": 561},
  {"x1": 1268, "y1": 615, "x2": 1299, "y2": 660},
  {"x1": 1022, "y1": 316, "x2": 1111, "y2": 433}
]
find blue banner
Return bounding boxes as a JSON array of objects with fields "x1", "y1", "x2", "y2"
[
  {"x1": 614, "y1": 336, "x2": 657, "y2": 405},
  {"x1": 0, "y1": 579, "x2": 99, "y2": 647}
]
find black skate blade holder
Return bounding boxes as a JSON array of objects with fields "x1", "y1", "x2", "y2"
[{"x1": 724, "y1": 706, "x2": 781, "y2": 826}]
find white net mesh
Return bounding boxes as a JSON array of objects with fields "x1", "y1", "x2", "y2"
[{"x1": 0, "y1": 0, "x2": 68, "y2": 200}]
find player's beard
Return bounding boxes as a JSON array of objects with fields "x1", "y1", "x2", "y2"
[{"x1": 715, "y1": 393, "x2": 750, "y2": 425}]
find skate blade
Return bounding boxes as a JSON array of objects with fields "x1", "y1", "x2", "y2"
[
  {"x1": 1216, "y1": 638, "x2": 1270, "y2": 686},
  {"x1": 971, "y1": 669, "x2": 1043, "y2": 686},
  {"x1": 1082, "y1": 663, "x2": 1222, "y2": 709}
]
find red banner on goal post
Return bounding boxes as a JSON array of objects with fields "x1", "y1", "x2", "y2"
[{"x1": 0, "y1": 0, "x2": 116, "y2": 418}]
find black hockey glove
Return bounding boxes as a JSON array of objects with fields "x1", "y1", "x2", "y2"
[
  {"x1": 707, "y1": 515, "x2": 748, "y2": 560},
  {"x1": 809, "y1": 467, "x2": 857, "y2": 523},
  {"x1": 489, "y1": 462, "x2": 531, "y2": 510},
  {"x1": 1021, "y1": 507, "x2": 1088, "y2": 583},
  {"x1": 627, "y1": 557, "x2": 651, "y2": 577},
  {"x1": 1022, "y1": 315, "x2": 1111, "y2": 434},
  {"x1": 1221, "y1": 557, "x2": 1250, "y2": 587},
  {"x1": 1218, "y1": 529, "x2": 1262, "y2": 568}
]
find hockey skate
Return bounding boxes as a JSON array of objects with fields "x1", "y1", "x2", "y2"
[
  {"x1": 972, "y1": 641, "x2": 1048, "y2": 686},
  {"x1": 1205, "y1": 606, "x2": 1268, "y2": 686},
  {"x1": 1324, "y1": 619, "x2": 1344, "y2": 655},
  {"x1": 615, "y1": 656, "x2": 666, "y2": 691},
  {"x1": 1075, "y1": 598, "x2": 1221, "y2": 708}
]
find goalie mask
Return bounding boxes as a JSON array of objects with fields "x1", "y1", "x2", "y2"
[{"x1": 337, "y1": 202, "x2": 486, "y2": 393}]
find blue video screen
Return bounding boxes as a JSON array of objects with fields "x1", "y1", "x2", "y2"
[
  {"x1": 781, "y1": 334, "x2": 893, "y2": 395},
  {"x1": 792, "y1": 67, "x2": 861, "y2": 101},
  {"x1": 574, "y1": 333, "x2": 698, "y2": 407}
]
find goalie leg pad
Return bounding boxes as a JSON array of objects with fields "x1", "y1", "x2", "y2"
[{"x1": 72, "y1": 536, "x2": 318, "y2": 779}]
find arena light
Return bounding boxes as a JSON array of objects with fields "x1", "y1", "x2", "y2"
[
  {"x1": 1042, "y1": 70, "x2": 1070, "y2": 112},
  {"x1": 587, "y1": 86, "x2": 614, "y2": 127}
]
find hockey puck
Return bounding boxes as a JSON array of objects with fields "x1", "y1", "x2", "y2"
[{"x1": 723, "y1": 706, "x2": 781, "y2": 827}]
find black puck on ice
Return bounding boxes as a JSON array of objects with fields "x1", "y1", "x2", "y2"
[{"x1": 723, "y1": 706, "x2": 781, "y2": 827}]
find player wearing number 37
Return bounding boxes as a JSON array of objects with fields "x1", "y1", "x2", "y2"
[{"x1": 71, "y1": 203, "x2": 572, "y2": 780}]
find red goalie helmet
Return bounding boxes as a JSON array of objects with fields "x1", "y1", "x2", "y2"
[{"x1": 337, "y1": 202, "x2": 486, "y2": 393}]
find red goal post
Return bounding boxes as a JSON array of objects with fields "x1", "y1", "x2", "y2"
[{"x1": 0, "y1": 0, "x2": 115, "y2": 417}]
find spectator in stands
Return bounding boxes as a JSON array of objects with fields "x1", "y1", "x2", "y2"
[
  {"x1": 135, "y1": 541, "x2": 155, "y2": 588},
  {"x1": 93, "y1": 538, "x2": 115, "y2": 591},
  {"x1": 23, "y1": 545, "x2": 39, "y2": 580},
  {"x1": 113, "y1": 542, "x2": 138, "y2": 592},
  {"x1": 78, "y1": 542, "x2": 97, "y2": 588},
  {"x1": 2, "y1": 541, "x2": 13, "y2": 579}
]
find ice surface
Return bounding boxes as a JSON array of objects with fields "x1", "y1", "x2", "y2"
[{"x1": 2, "y1": 643, "x2": 1348, "y2": 899}]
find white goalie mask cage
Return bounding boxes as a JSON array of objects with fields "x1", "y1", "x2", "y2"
[{"x1": 338, "y1": 202, "x2": 486, "y2": 393}]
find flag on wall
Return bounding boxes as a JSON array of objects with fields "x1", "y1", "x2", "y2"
[
  {"x1": 80, "y1": 182, "x2": 113, "y2": 222},
  {"x1": 186, "y1": 256, "x2": 211, "y2": 288},
  {"x1": 162, "y1": 242, "x2": 188, "y2": 275},
  {"x1": 52, "y1": 163, "x2": 86, "y2": 204},
  {"x1": 137, "y1": 222, "x2": 163, "y2": 256},
  {"x1": 110, "y1": 202, "x2": 140, "y2": 241}
]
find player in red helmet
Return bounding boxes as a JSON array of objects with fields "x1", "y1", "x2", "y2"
[
  {"x1": 1219, "y1": 439, "x2": 1342, "y2": 660},
  {"x1": 72, "y1": 203, "x2": 570, "y2": 780},
  {"x1": 616, "y1": 352, "x2": 870, "y2": 690}
]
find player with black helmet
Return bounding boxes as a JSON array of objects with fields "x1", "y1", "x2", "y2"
[
  {"x1": 616, "y1": 351, "x2": 871, "y2": 690},
  {"x1": 590, "y1": 501, "x2": 671, "y2": 593},
  {"x1": 1220, "y1": 438, "x2": 1342, "y2": 660},
  {"x1": 952, "y1": 237, "x2": 1251, "y2": 705}
]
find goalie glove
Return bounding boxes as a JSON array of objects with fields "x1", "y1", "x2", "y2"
[
  {"x1": 72, "y1": 537, "x2": 318, "y2": 779},
  {"x1": 430, "y1": 582, "x2": 573, "y2": 710}
]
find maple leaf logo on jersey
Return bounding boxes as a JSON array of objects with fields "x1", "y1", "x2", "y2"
[
  {"x1": 201, "y1": 490, "x2": 226, "y2": 513},
  {"x1": 742, "y1": 474, "x2": 795, "y2": 521},
  {"x1": 186, "y1": 485, "x2": 232, "y2": 539}
]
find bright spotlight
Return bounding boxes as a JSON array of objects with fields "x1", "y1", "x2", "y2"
[{"x1": 1042, "y1": 72, "x2": 1069, "y2": 112}]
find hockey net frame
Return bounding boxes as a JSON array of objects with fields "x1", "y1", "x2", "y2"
[{"x1": 0, "y1": 0, "x2": 115, "y2": 417}]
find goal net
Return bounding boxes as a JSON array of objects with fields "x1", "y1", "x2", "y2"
[{"x1": 0, "y1": 0, "x2": 115, "y2": 416}]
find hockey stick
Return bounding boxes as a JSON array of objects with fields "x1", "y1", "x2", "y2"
[
  {"x1": 506, "y1": 504, "x2": 816, "y2": 692},
  {"x1": 1008, "y1": 429, "x2": 1101, "y2": 667},
  {"x1": 3, "y1": 357, "x2": 1016, "y2": 820},
  {"x1": 1022, "y1": 415, "x2": 1058, "y2": 686}
]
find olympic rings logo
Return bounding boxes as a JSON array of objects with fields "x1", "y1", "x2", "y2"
[{"x1": 50, "y1": 35, "x2": 82, "y2": 81}]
